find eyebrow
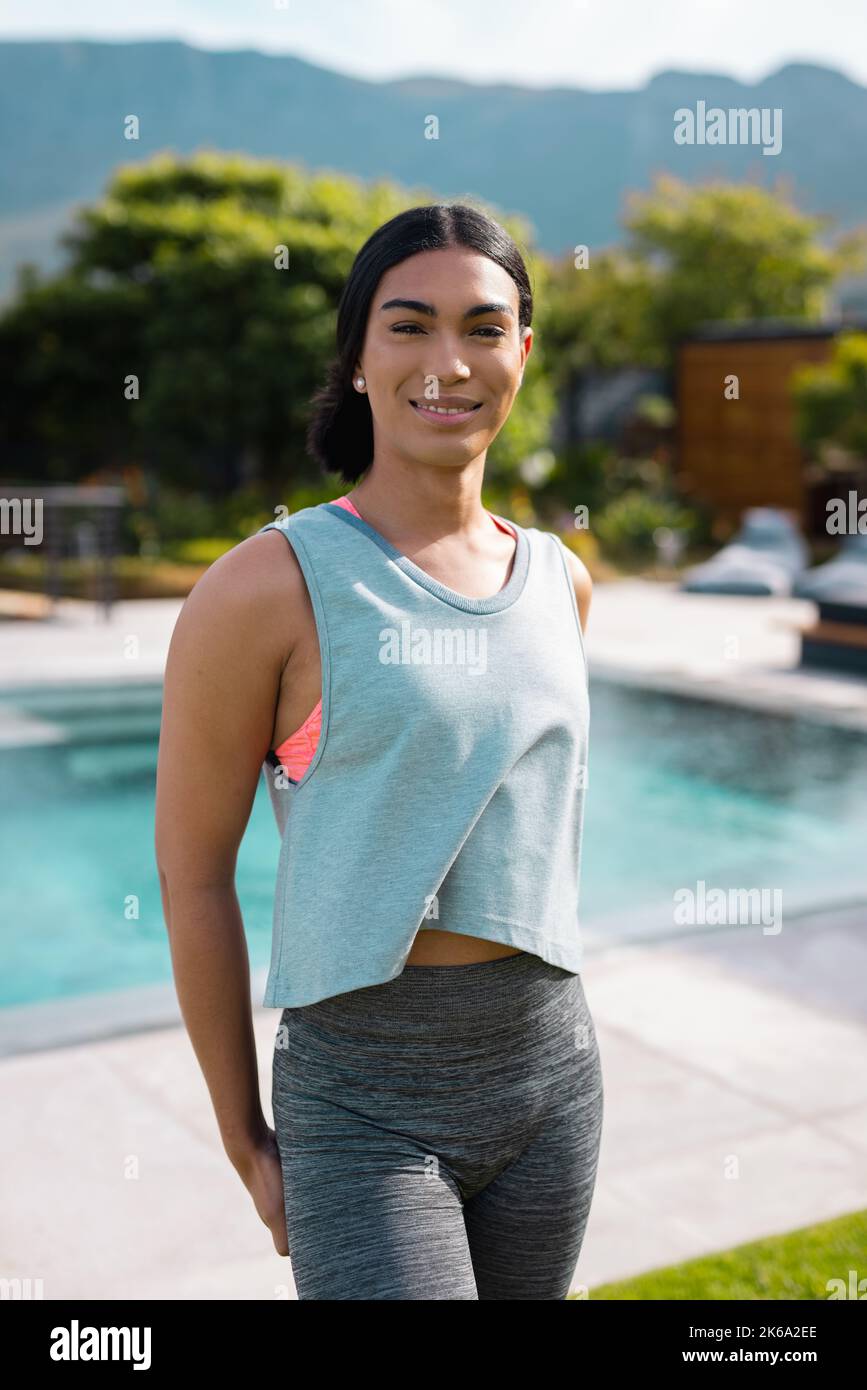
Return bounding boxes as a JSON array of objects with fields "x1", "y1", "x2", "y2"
[{"x1": 379, "y1": 298, "x2": 514, "y2": 320}]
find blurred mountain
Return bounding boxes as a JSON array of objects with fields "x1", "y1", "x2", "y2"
[{"x1": 1, "y1": 39, "x2": 866, "y2": 303}]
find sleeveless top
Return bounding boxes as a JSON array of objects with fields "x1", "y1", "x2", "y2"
[
  {"x1": 257, "y1": 501, "x2": 590, "y2": 1008},
  {"x1": 272, "y1": 495, "x2": 517, "y2": 778}
]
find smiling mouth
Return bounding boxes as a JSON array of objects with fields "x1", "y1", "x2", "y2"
[{"x1": 409, "y1": 400, "x2": 483, "y2": 420}]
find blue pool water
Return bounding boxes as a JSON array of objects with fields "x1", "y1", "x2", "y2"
[{"x1": 0, "y1": 678, "x2": 865, "y2": 1007}]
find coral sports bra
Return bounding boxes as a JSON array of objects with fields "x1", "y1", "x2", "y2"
[{"x1": 272, "y1": 494, "x2": 518, "y2": 780}]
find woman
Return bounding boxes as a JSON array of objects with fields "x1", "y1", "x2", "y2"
[{"x1": 155, "y1": 202, "x2": 603, "y2": 1300}]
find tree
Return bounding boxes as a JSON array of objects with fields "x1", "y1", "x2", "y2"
[
  {"x1": 539, "y1": 247, "x2": 661, "y2": 377},
  {"x1": 539, "y1": 174, "x2": 866, "y2": 386},
  {"x1": 625, "y1": 174, "x2": 864, "y2": 352},
  {"x1": 0, "y1": 151, "x2": 554, "y2": 493}
]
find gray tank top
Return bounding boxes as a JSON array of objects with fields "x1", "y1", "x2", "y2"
[{"x1": 258, "y1": 501, "x2": 589, "y2": 1007}]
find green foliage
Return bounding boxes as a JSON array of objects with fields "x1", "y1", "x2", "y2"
[
  {"x1": 541, "y1": 445, "x2": 708, "y2": 561},
  {"x1": 539, "y1": 249, "x2": 662, "y2": 383},
  {"x1": 126, "y1": 484, "x2": 262, "y2": 553},
  {"x1": 162, "y1": 537, "x2": 238, "y2": 565},
  {"x1": 625, "y1": 173, "x2": 864, "y2": 351},
  {"x1": 550, "y1": 441, "x2": 618, "y2": 516},
  {"x1": 790, "y1": 330, "x2": 867, "y2": 459},
  {"x1": 126, "y1": 479, "x2": 346, "y2": 557},
  {"x1": 593, "y1": 486, "x2": 699, "y2": 556},
  {"x1": 540, "y1": 174, "x2": 864, "y2": 382},
  {"x1": 633, "y1": 392, "x2": 676, "y2": 428},
  {"x1": 0, "y1": 277, "x2": 149, "y2": 478},
  {"x1": 0, "y1": 152, "x2": 555, "y2": 505}
]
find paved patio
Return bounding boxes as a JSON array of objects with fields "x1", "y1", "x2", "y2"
[
  {"x1": 1, "y1": 900, "x2": 864, "y2": 1298},
  {"x1": 1, "y1": 579, "x2": 865, "y2": 1297}
]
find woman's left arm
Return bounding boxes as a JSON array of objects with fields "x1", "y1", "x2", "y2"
[{"x1": 561, "y1": 545, "x2": 593, "y2": 636}]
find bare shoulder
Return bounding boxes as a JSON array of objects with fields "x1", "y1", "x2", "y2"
[{"x1": 169, "y1": 527, "x2": 308, "y2": 664}]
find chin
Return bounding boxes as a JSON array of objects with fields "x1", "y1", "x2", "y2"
[{"x1": 414, "y1": 440, "x2": 485, "y2": 466}]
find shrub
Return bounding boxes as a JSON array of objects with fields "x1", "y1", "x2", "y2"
[{"x1": 593, "y1": 488, "x2": 698, "y2": 556}]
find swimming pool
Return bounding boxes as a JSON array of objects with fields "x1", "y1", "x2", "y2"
[{"x1": 0, "y1": 678, "x2": 865, "y2": 1007}]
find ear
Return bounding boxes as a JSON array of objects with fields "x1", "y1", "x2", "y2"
[{"x1": 516, "y1": 327, "x2": 532, "y2": 388}]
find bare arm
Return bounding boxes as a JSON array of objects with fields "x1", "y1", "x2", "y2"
[
  {"x1": 154, "y1": 528, "x2": 298, "y2": 1249},
  {"x1": 561, "y1": 543, "x2": 593, "y2": 636}
]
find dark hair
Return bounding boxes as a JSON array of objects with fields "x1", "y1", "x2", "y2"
[{"x1": 306, "y1": 203, "x2": 534, "y2": 483}]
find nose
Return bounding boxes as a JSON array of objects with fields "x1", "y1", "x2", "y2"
[
  {"x1": 422, "y1": 328, "x2": 472, "y2": 384},
  {"x1": 426, "y1": 355, "x2": 471, "y2": 388}
]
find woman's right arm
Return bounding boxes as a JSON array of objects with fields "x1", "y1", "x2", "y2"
[{"x1": 154, "y1": 528, "x2": 301, "y2": 1252}]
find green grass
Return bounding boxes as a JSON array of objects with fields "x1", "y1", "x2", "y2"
[{"x1": 572, "y1": 1209, "x2": 867, "y2": 1300}]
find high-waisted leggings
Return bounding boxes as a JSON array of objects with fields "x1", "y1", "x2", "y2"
[{"x1": 271, "y1": 949, "x2": 604, "y2": 1300}]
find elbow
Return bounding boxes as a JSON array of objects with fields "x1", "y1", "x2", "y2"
[
  {"x1": 154, "y1": 823, "x2": 179, "y2": 933},
  {"x1": 156, "y1": 858, "x2": 174, "y2": 937}
]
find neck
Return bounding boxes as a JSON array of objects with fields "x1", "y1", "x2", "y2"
[{"x1": 349, "y1": 457, "x2": 495, "y2": 545}]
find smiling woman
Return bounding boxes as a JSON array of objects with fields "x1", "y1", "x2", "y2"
[{"x1": 154, "y1": 202, "x2": 601, "y2": 1300}]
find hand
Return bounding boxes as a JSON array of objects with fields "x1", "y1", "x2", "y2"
[{"x1": 232, "y1": 1129, "x2": 290, "y2": 1257}]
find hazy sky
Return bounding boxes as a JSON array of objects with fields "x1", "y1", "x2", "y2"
[{"x1": 1, "y1": 0, "x2": 866, "y2": 90}]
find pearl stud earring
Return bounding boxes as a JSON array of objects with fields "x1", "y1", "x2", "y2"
[{"x1": 356, "y1": 376, "x2": 365, "y2": 388}]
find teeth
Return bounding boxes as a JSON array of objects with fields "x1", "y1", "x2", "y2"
[{"x1": 415, "y1": 403, "x2": 475, "y2": 414}]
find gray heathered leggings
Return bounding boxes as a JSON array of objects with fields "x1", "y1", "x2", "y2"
[{"x1": 271, "y1": 949, "x2": 604, "y2": 1300}]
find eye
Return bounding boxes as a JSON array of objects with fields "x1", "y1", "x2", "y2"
[{"x1": 389, "y1": 323, "x2": 505, "y2": 338}]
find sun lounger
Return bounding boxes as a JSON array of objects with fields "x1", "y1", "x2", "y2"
[
  {"x1": 680, "y1": 507, "x2": 809, "y2": 596},
  {"x1": 792, "y1": 533, "x2": 867, "y2": 604}
]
